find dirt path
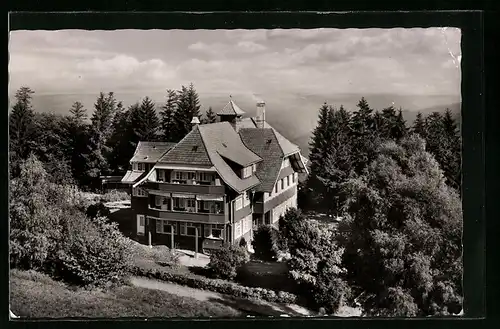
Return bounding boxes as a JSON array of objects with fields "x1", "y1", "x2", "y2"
[{"x1": 130, "y1": 276, "x2": 313, "y2": 317}]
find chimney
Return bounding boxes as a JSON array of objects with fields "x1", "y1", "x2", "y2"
[
  {"x1": 255, "y1": 101, "x2": 266, "y2": 129},
  {"x1": 190, "y1": 116, "x2": 200, "y2": 130}
]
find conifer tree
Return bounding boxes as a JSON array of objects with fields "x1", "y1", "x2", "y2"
[
  {"x1": 349, "y1": 97, "x2": 377, "y2": 175},
  {"x1": 82, "y1": 92, "x2": 121, "y2": 187},
  {"x1": 160, "y1": 89, "x2": 178, "y2": 142},
  {"x1": 133, "y1": 96, "x2": 160, "y2": 141},
  {"x1": 412, "y1": 112, "x2": 426, "y2": 137},
  {"x1": 204, "y1": 106, "x2": 217, "y2": 124},
  {"x1": 69, "y1": 101, "x2": 87, "y2": 124},
  {"x1": 172, "y1": 83, "x2": 201, "y2": 142},
  {"x1": 441, "y1": 109, "x2": 461, "y2": 192},
  {"x1": 9, "y1": 86, "x2": 36, "y2": 177},
  {"x1": 317, "y1": 105, "x2": 354, "y2": 216},
  {"x1": 391, "y1": 108, "x2": 408, "y2": 141}
]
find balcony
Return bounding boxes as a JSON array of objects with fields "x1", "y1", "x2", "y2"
[
  {"x1": 148, "y1": 208, "x2": 227, "y2": 224},
  {"x1": 146, "y1": 181, "x2": 225, "y2": 195}
]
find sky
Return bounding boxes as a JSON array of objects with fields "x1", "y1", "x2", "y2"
[{"x1": 8, "y1": 28, "x2": 461, "y2": 99}]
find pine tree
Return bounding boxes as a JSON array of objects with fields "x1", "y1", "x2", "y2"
[
  {"x1": 317, "y1": 105, "x2": 354, "y2": 216},
  {"x1": 69, "y1": 101, "x2": 87, "y2": 124},
  {"x1": 108, "y1": 104, "x2": 134, "y2": 174},
  {"x1": 349, "y1": 97, "x2": 377, "y2": 174},
  {"x1": 307, "y1": 103, "x2": 336, "y2": 210},
  {"x1": 391, "y1": 108, "x2": 407, "y2": 141},
  {"x1": 412, "y1": 112, "x2": 426, "y2": 137},
  {"x1": 172, "y1": 83, "x2": 201, "y2": 142},
  {"x1": 9, "y1": 86, "x2": 36, "y2": 177},
  {"x1": 441, "y1": 109, "x2": 461, "y2": 192},
  {"x1": 204, "y1": 106, "x2": 217, "y2": 124},
  {"x1": 160, "y1": 89, "x2": 178, "y2": 142},
  {"x1": 82, "y1": 92, "x2": 121, "y2": 187},
  {"x1": 133, "y1": 96, "x2": 160, "y2": 142}
]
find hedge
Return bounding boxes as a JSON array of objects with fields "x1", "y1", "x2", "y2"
[{"x1": 131, "y1": 265, "x2": 297, "y2": 304}]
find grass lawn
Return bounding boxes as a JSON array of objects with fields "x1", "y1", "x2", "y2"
[{"x1": 10, "y1": 270, "x2": 241, "y2": 318}]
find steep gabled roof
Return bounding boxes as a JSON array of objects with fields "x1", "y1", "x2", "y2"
[
  {"x1": 239, "y1": 128, "x2": 284, "y2": 193},
  {"x1": 217, "y1": 99, "x2": 245, "y2": 116},
  {"x1": 157, "y1": 126, "x2": 212, "y2": 166},
  {"x1": 130, "y1": 141, "x2": 177, "y2": 163},
  {"x1": 198, "y1": 122, "x2": 261, "y2": 193},
  {"x1": 237, "y1": 118, "x2": 300, "y2": 156}
]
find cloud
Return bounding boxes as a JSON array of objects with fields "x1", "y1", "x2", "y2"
[
  {"x1": 236, "y1": 41, "x2": 267, "y2": 53},
  {"x1": 9, "y1": 28, "x2": 461, "y2": 98}
]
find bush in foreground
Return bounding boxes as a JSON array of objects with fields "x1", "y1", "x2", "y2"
[
  {"x1": 10, "y1": 155, "x2": 133, "y2": 288},
  {"x1": 207, "y1": 245, "x2": 250, "y2": 280},
  {"x1": 50, "y1": 214, "x2": 132, "y2": 287},
  {"x1": 252, "y1": 225, "x2": 280, "y2": 261}
]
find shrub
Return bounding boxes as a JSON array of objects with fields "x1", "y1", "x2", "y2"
[
  {"x1": 85, "y1": 202, "x2": 111, "y2": 219},
  {"x1": 50, "y1": 214, "x2": 132, "y2": 287},
  {"x1": 100, "y1": 190, "x2": 130, "y2": 203},
  {"x1": 207, "y1": 245, "x2": 250, "y2": 280},
  {"x1": 312, "y1": 258, "x2": 352, "y2": 314},
  {"x1": 131, "y1": 265, "x2": 298, "y2": 304},
  {"x1": 252, "y1": 225, "x2": 280, "y2": 261}
]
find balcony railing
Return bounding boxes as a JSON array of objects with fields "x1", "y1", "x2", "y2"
[
  {"x1": 148, "y1": 209, "x2": 227, "y2": 224},
  {"x1": 146, "y1": 181, "x2": 225, "y2": 195}
]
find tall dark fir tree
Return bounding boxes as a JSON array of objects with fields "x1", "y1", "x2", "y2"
[
  {"x1": 307, "y1": 103, "x2": 335, "y2": 210},
  {"x1": 134, "y1": 96, "x2": 160, "y2": 142},
  {"x1": 349, "y1": 97, "x2": 377, "y2": 175},
  {"x1": 160, "y1": 89, "x2": 178, "y2": 142},
  {"x1": 412, "y1": 112, "x2": 426, "y2": 137},
  {"x1": 82, "y1": 92, "x2": 121, "y2": 187},
  {"x1": 9, "y1": 86, "x2": 36, "y2": 177},
  {"x1": 203, "y1": 106, "x2": 217, "y2": 124},
  {"x1": 317, "y1": 105, "x2": 354, "y2": 216},
  {"x1": 172, "y1": 83, "x2": 201, "y2": 142}
]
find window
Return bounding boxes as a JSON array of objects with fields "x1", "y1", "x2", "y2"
[
  {"x1": 281, "y1": 179, "x2": 284, "y2": 190},
  {"x1": 200, "y1": 173, "x2": 213, "y2": 182},
  {"x1": 275, "y1": 183, "x2": 278, "y2": 194},
  {"x1": 252, "y1": 164, "x2": 257, "y2": 173},
  {"x1": 187, "y1": 199, "x2": 196, "y2": 208},
  {"x1": 173, "y1": 198, "x2": 185, "y2": 210},
  {"x1": 292, "y1": 173, "x2": 296, "y2": 183},
  {"x1": 242, "y1": 166, "x2": 252, "y2": 178},
  {"x1": 174, "y1": 171, "x2": 183, "y2": 180},
  {"x1": 137, "y1": 215, "x2": 145, "y2": 235},
  {"x1": 205, "y1": 224, "x2": 224, "y2": 239},
  {"x1": 138, "y1": 163, "x2": 143, "y2": 171},
  {"x1": 187, "y1": 172, "x2": 196, "y2": 180},
  {"x1": 235, "y1": 195, "x2": 243, "y2": 211},
  {"x1": 234, "y1": 221, "x2": 242, "y2": 239},
  {"x1": 287, "y1": 175, "x2": 290, "y2": 187},
  {"x1": 132, "y1": 163, "x2": 138, "y2": 171},
  {"x1": 157, "y1": 169, "x2": 165, "y2": 182},
  {"x1": 133, "y1": 187, "x2": 147, "y2": 197},
  {"x1": 180, "y1": 222, "x2": 201, "y2": 236},
  {"x1": 157, "y1": 220, "x2": 176, "y2": 234},
  {"x1": 155, "y1": 195, "x2": 162, "y2": 207}
]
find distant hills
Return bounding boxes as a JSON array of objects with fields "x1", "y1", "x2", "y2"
[{"x1": 17, "y1": 91, "x2": 461, "y2": 158}]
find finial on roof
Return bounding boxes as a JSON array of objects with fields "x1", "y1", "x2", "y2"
[{"x1": 230, "y1": 95, "x2": 232, "y2": 99}]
